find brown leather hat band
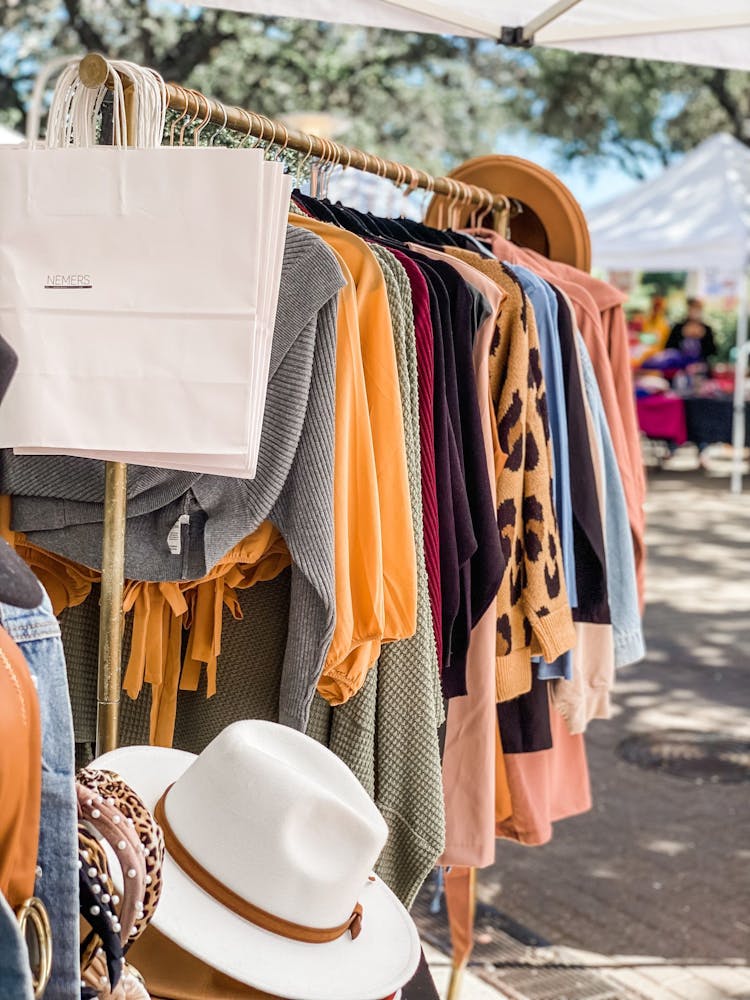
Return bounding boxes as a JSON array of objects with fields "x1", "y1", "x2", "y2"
[{"x1": 154, "y1": 788, "x2": 363, "y2": 944}]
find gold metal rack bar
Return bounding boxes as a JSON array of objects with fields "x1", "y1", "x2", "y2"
[
  {"x1": 92, "y1": 79, "x2": 137, "y2": 756},
  {"x1": 96, "y1": 461, "x2": 127, "y2": 755},
  {"x1": 78, "y1": 52, "x2": 506, "y2": 214}
]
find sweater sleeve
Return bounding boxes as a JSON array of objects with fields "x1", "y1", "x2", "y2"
[
  {"x1": 492, "y1": 284, "x2": 534, "y2": 703},
  {"x1": 520, "y1": 302, "x2": 577, "y2": 664}
]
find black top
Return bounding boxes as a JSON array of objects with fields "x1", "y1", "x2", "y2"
[
  {"x1": 497, "y1": 664, "x2": 553, "y2": 754},
  {"x1": 666, "y1": 320, "x2": 717, "y2": 363},
  {"x1": 552, "y1": 288, "x2": 610, "y2": 625},
  {"x1": 410, "y1": 256, "x2": 503, "y2": 697}
]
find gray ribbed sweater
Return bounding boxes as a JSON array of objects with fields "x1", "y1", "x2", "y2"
[
  {"x1": 308, "y1": 246, "x2": 445, "y2": 906},
  {"x1": 1, "y1": 226, "x2": 345, "y2": 731}
]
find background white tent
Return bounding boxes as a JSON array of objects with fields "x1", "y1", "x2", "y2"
[
  {"x1": 0, "y1": 124, "x2": 23, "y2": 144},
  {"x1": 588, "y1": 134, "x2": 750, "y2": 274},
  {"x1": 194, "y1": 1, "x2": 750, "y2": 71},
  {"x1": 588, "y1": 133, "x2": 750, "y2": 493}
]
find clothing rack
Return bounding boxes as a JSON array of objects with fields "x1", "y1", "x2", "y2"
[
  {"x1": 78, "y1": 53, "x2": 514, "y2": 217},
  {"x1": 65, "y1": 52, "x2": 538, "y2": 1000},
  {"x1": 76, "y1": 52, "x2": 517, "y2": 757}
]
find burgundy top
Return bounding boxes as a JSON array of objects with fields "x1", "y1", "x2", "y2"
[{"x1": 391, "y1": 249, "x2": 443, "y2": 667}]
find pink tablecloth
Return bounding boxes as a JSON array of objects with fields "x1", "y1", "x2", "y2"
[{"x1": 636, "y1": 394, "x2": 688, "y2": 445}]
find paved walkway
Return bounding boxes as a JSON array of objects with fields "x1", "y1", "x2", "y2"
[{"x1": 421, "y1": 470, "x2": 750, "y2": 999}]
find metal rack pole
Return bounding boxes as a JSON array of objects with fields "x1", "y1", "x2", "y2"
[
  {"x1": 446, "y1": 866, "x2": 477, "y2": 1000},
  {"x1": 95, "y1": 461, "x2": 127, "y2": 754},
  {"x1": 88, "y1": 73, "x2": 136, "y2": 756}
]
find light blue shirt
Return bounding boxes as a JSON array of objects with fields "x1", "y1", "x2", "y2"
[
  {"x1": 0, "y1": 592, "x2": 80, "y2": 1000},
  {"x1": 0, "y1": 892, "x2": 33, "y2": 1000},
  {"x1": 505, "y1": 265, "x2": 576, "y2": 608},
  {"x1": 577, "y1": 336, "x2": 645, "y2": 667}
]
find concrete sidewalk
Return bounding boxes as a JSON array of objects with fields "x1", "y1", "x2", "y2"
[{"x1": 420, "y1": 470, "x2": 750, "y2": 999}]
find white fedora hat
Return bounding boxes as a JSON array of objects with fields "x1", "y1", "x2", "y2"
[{"x1": 93, "y1": 721, "x2": 420, "y2": 1000}]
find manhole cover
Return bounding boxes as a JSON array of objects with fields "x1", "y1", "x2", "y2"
[{"x1": 617, "y1": 731, "x2": 750, "y2": 783}]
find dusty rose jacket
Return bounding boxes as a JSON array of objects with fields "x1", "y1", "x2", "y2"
[{"x1": 466, "y1": 230, "x2": 646, "y2": 608}]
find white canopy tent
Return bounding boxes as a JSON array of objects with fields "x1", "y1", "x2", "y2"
[
  {"x1": 588, "y1": 134, "x2": 750, "y2": 274},
  {"x1": 194, "y1": 1, "x2": 750, "y2": 71},
  {"x1": 588, "y1": 133, "x2": 750, "y2": 492},
  {"x1": 0, "y1": 124, "x2": 23, "y2": 144}
]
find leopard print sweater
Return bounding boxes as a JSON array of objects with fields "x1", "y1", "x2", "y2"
[{"x1": 447, "y1": 250, "x2": 576, "y2": 702}]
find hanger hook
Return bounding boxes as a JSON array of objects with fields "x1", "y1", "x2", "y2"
[
  {"x1": 251, "y1": 112, "x2": 267, "y2": 149},
  {"x1": 301, "y1": 134, "x2": 314, "y2": 170},
  {"x1": 193, "y1": 92, "x2": 213, "y2": 146},
  {"x1": 178, "y1": 89, "x2": 200, "y2": 146},
  {"x1": 295, "y1": 133, "x2": 314, "y2": 188},
  {"x1": 404, "y1": 165, "x2": 419, "y2": 196},
  {"x1": 451, "y1": 179, "x2": 463, "y2": 226},
  {"x1": 323, "y1": 139, "x2": 339, "y2": 198},
  {"x1": 275, "y1": 122, "x2": 290, "y2": 162},
  {"x1": 263, "y1": 117, "x2": 278, "y2": 159},
  {"x1": 209, "y1": 102, "x2": 228, "y2": 146},
  {"x1": 238, "y1": 108, "x2": 252, "y2": 147},
  {"x1": 169, "y1": 86, "x2": 190, "y2": 147}
]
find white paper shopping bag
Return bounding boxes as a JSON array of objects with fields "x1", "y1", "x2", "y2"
[
  {"x1": 0, "y1": 144, "x2": 275, "y2": 474},
  {"x1": 13, "y1": 158, "x2": 292, "y2": 478}
]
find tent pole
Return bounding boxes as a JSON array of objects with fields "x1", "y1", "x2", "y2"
[
  {"x1": 730, "y1": 269, "x2": 749, "y2": 495},
  {"x1": 522, "y1": 0, "x2": 585, "y2": 42}
]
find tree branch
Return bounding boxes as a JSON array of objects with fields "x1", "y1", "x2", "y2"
[
  {"x1": 158, "y1": 13, "x2": 234, "y2": 81},
  {"x1": 0, "y1": 70, "x2": 30, "y2": 128},
  {"x1": 137, "y1": 0, "x2": 156, "y2": 66},
  {"x1": 61, "y1": 0, "x2": 108, "y2": 53},
  {"x1": 708, "y1": 68, "x2": 745, "y2": 137}
]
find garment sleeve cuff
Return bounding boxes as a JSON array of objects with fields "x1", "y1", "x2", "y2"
[
  {"x1": 529, "y1": 605, "x2": 577, "y2": 664},
  {"x1": 614, "y1": 628, "x2": 646, "y2": 668},
  {"x1": 552, "y1": 680, "x2": 612, "y2": 736},
  {"x1": 495, "y1": 649, "x2": 532, "y2": 703}
]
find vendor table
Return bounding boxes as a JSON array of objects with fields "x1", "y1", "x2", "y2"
[
  {"x1": 637, "y1": 394, "x2": 750, "y2": 447},
  {"x1": 636, "y1": 394, "x2": 688, "y2": 445},
  {"x1": 683, "y1": 397, "x2": 750, "y2": 447}
]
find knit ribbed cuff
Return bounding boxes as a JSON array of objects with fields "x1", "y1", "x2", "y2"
[
  {"x1": 614, "y1": 627, "x2": 646, "y2": 668},
  {"x1": 530, "y1": 605, "x2": 577, "y2": 664},
  {"x1": 495, "y1": 648, "x2": 532, "y2": 703},
  {"x1": 552, "y1": 681, "x2": 612, "y2": 736}
]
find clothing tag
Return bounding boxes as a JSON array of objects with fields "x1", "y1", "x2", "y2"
[{"x1": 166, "y1": 514, "x2": 190, "y2": 556}]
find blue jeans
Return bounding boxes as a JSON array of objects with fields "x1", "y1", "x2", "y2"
[
  {"x1": 0, "y1": 594, "x2": 79, "y2": 1000},
  {"x1": 0, "y1": 892, "x2": 33, "y2": 1000}
]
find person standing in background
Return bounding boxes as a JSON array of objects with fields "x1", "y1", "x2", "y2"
[
  {"x1": 643, "y1": 294, "x2": 672, "y2": 350},
  {"x1": 666, "y1": 297, "x2": 717, "y2": 366}
]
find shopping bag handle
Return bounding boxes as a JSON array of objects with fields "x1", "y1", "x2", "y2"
[{"x1": 26, "y1": 55, "x2": 166, "y2": 149}]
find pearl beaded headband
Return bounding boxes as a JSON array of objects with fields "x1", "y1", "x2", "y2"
[
  {"x1": 76, "y1": 768, "x2": 165, "y2": 998},
  {"x1": 77, "y1": 784, "x2": 146, "y2": 949}
]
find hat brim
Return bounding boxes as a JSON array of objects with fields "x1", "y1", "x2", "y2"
[
  {"x1": 425, "y1": 154, "x2": 591, "y2": 272},
  {"x1": 93, "y1": 745, "x2": 421, "y2": 1000}
]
